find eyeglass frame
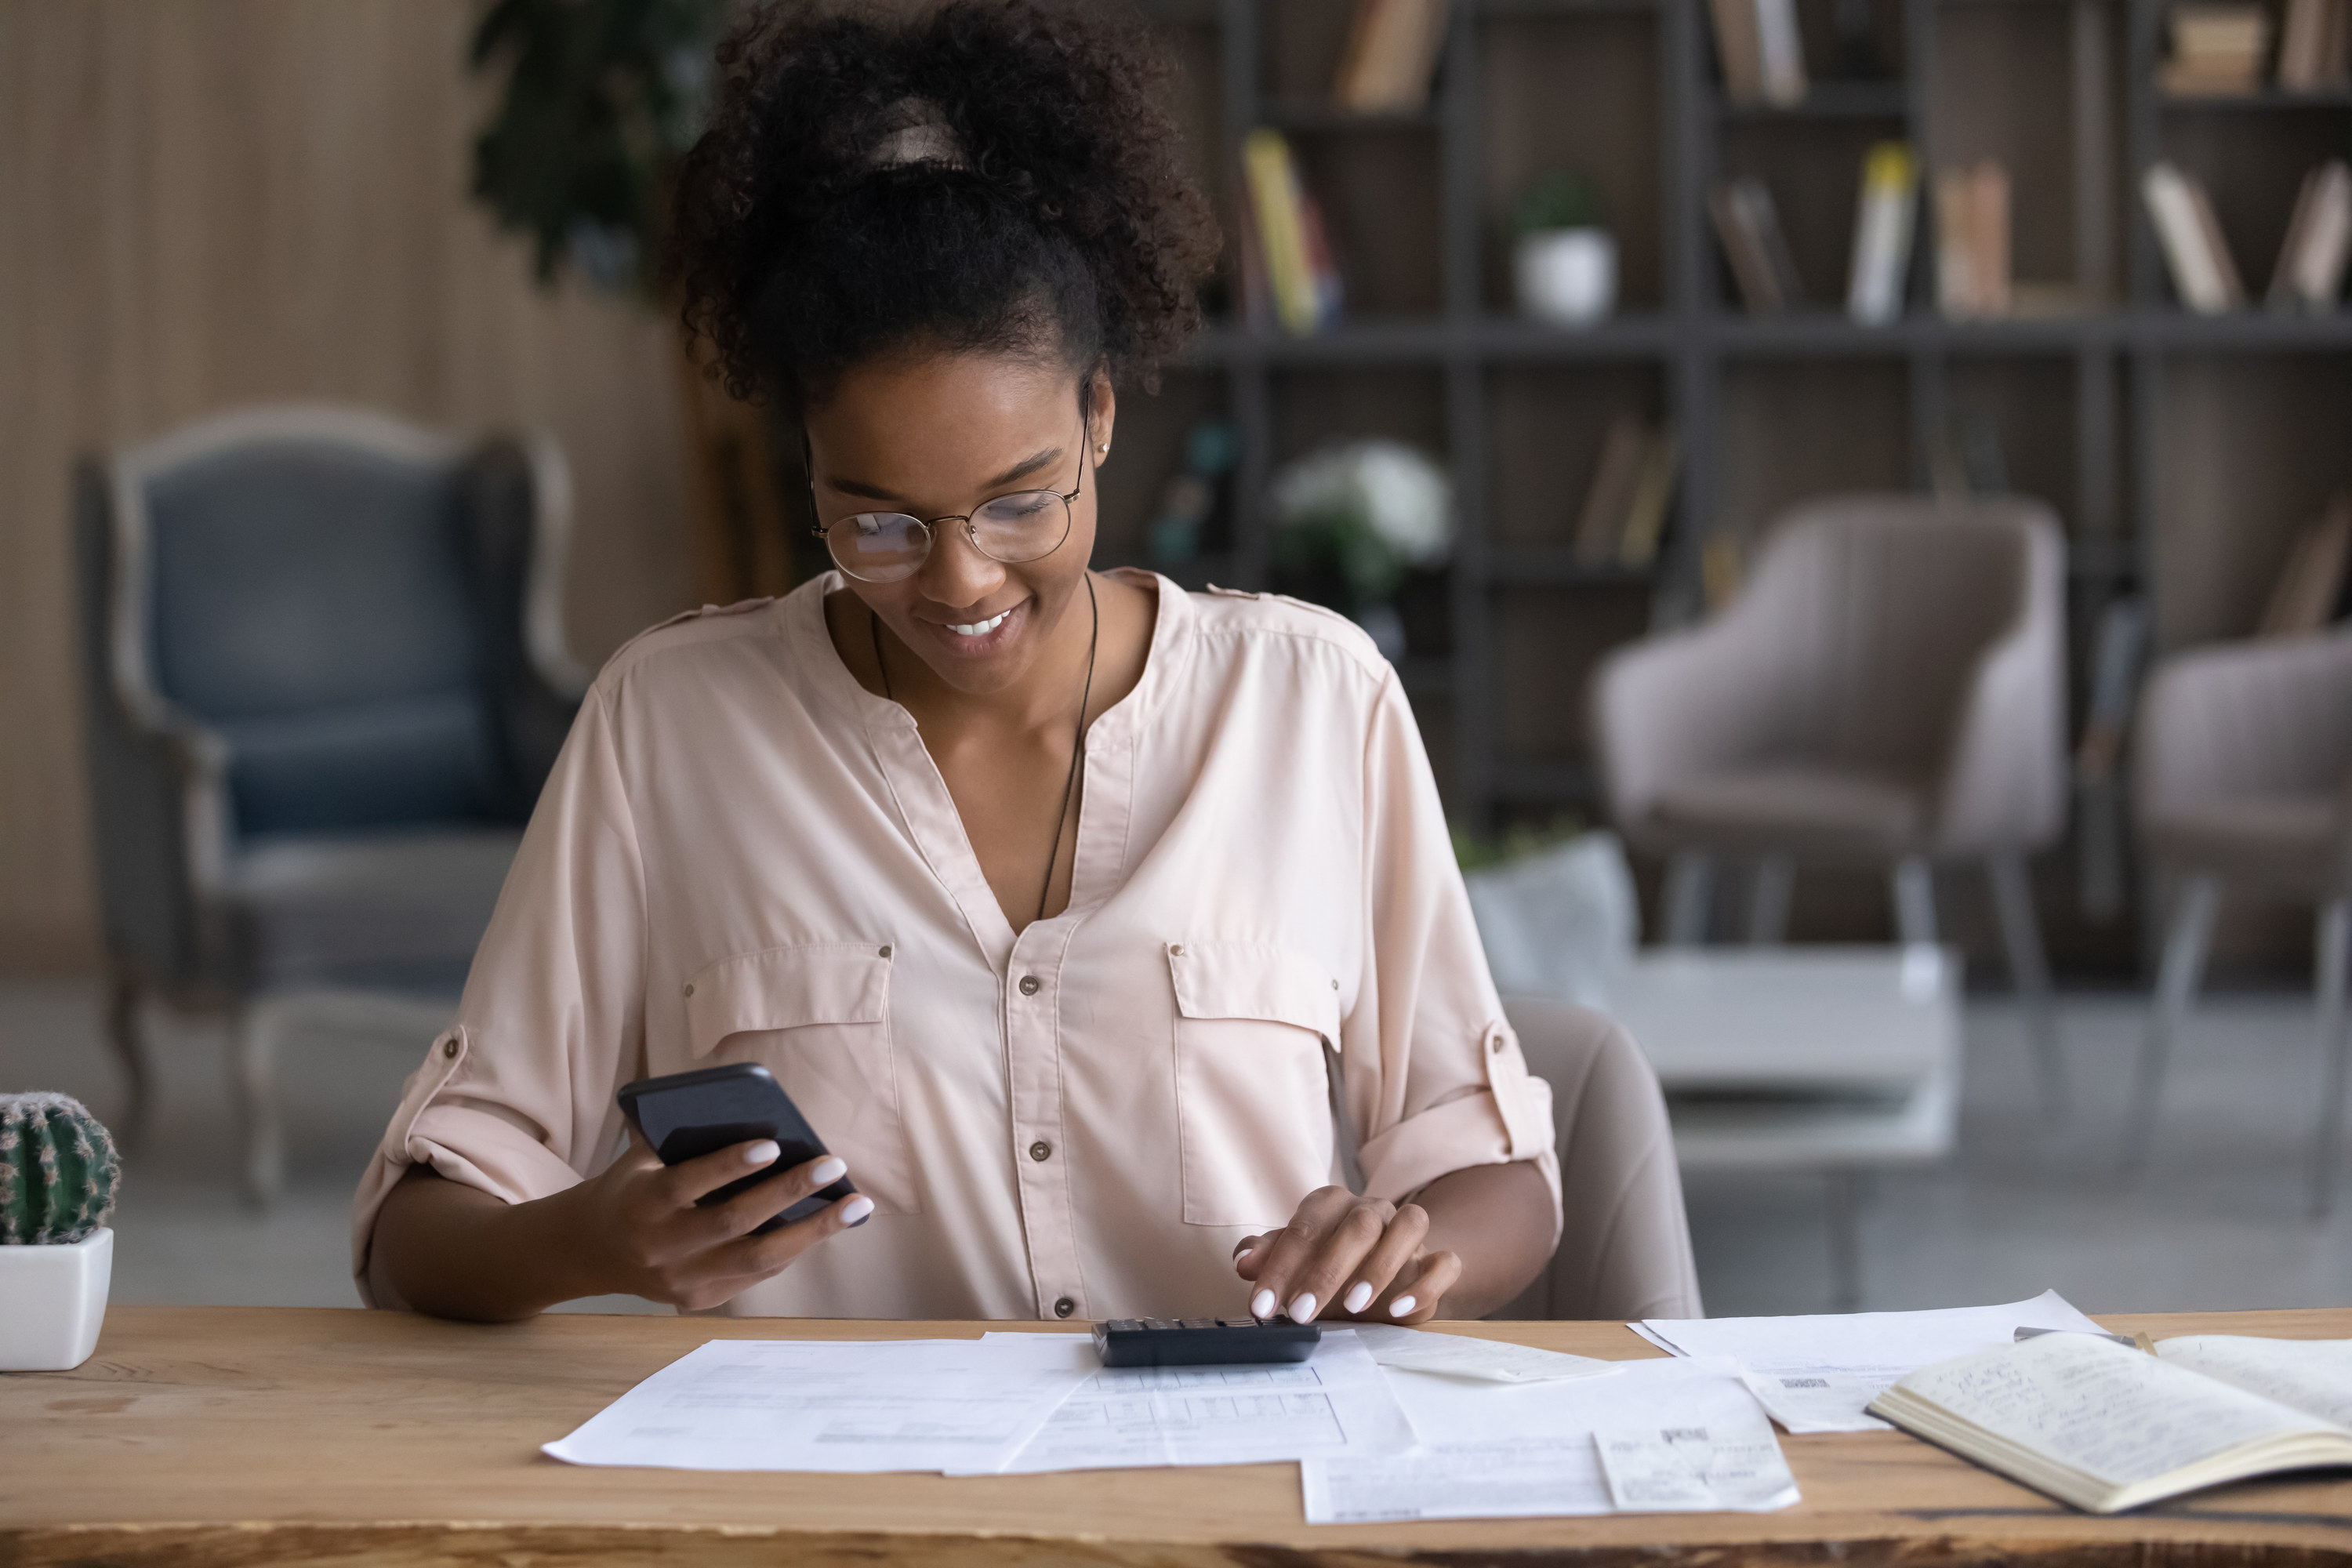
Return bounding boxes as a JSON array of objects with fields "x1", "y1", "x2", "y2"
[{"x1": 805, "y1": 414, "x2": 1093, "y2": 583}]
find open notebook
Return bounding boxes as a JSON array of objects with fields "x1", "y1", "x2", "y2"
[{"x1": 1869, "y1": 1333, "x2": 2352, "y2": 1514}]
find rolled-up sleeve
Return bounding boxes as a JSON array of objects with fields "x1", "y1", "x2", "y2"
[
  {"x1": 350, "y1": 684, "x2": 647, "y2": 1304},
  {"x1": 1345, "y1": 671, "x2": 1563, "y2": 1240}
]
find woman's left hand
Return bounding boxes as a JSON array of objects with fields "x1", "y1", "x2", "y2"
[{"x1": 1233, "y1": 1185, "x2": 1461, "y2": 1326}]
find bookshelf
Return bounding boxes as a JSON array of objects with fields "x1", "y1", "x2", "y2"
[{"x1": 1106, "y1": 0, "x2": 2352, "y2": 972}]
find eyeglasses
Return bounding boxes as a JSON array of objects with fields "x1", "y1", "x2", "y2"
[{"x1": 811, "y1": 422, "x2": 1088, "y2": 584}]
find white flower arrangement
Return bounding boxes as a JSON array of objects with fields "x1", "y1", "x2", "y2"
[{"x1": 1269, "y1": 439, "x2": 1453, "y2": 567}]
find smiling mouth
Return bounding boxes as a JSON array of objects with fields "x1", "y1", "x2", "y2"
[{"x1": 946, "y1": 608, "x2": 1014, "y2": 637}]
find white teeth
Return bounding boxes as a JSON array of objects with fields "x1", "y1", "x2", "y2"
[{"x1": 948, "y1": 609, "x2": 1011, "y2": 637}]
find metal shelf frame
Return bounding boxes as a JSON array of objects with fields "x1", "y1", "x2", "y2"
[{"x1": 1153, "y1": 0, "x2": 2352, "y2": 838}]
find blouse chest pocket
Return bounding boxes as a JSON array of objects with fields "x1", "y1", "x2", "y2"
[
  {"x1": 686, "y1": 942, "x2": 920, "y2": 1215},
  {"x1": 1168, "y1": 941, "x2": 1345, "y2": 1229}
]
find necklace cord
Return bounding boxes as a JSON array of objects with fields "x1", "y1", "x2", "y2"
[
  {"x1": 866, "y1": 572, "x2": 1100, "y2": 925},
  {"x1": 1037, "y1": 574, "x2": 1098, "y2": 922}
]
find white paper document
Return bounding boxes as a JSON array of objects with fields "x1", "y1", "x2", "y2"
[
  {"x1": 542, "y1": 1336, "x2": 1095, "y2": 1472},
  {"x1": 1595, "y1": 1421, "x2": 1799, "y2": 1512},
  {"x1": 1351, "y1": 1323, "x2": 1620, "y2": 1385},
  {"x1": 1637, "y1": 1289, "x2": 2107, "y2": 1433},
  {"x1": 972, "y1": 1328, "x2": 1417, "y2": 1473},
  {"x1": 1301, "y1": 1353, "x2": 1796, "y2": 1523}
]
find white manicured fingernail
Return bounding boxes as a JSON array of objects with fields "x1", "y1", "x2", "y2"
[
  {"x1": 1344, "y1": 1281, "x2": 1374, "y2": 1314},
  {"x1": 1289, "y1": 1293, "x2": 1318, "y2": 1323},
  {"x1": 811, "y1": 1156, "x2": 847, "y2": 1184},
  {"x1": 745, "y1": 1140, "x2": 781, "y2": 1166},
  {"x1": 1388, "y1": 1295, "x2": 1417, "y2": 1318},
  {"x1": 1250, "y1": 1288, "x2": 1277, "y2": 1319},
  {"x1": 839, "y1": 1194, "x2": 874, "y2": 1224}
]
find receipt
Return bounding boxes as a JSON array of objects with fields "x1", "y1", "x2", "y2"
[
  {"x1": 1596, "y1": 1419, "x2": 1800, "y2": 1512},
  {"x1": 1351, "y1": 1324, "x2": 1620, "y2": 1385},
  {"x1": 1303, "y1": 1353, "x2": 1798, "y2": 1523}
]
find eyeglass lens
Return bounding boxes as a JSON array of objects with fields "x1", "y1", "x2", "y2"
[{"x1": 827, "y1": 490, "x2": 1072, "y2": 583}]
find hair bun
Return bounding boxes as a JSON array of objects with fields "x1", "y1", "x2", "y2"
[{"x1": 670, "y1": 0, "x2": 1219, "y2": 409}]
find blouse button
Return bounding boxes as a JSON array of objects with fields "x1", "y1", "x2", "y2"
[
  {"x1": 683, "y1": 983, "x2": 695, "y2": 997},
  {"x1": 1490, "y1": 1035, "x2": 1505, "y2": 1054},
  {"x1": 1018, "y1": 975, "x2": 1041, "y2": 996},
  {"x1": 1169, "y1": 943, "x2": 1185, "y2": 957},
  {"x1": 879, "y1": 944, "x2": 892, "y2": 959},
  {"x1": 442, "y1": 1039, "x2": 459, "y2": 1058},
  {"x1": 1054, "y1": 1297, "x2": 1076, "y2": 1319},
  {"x1": 1331, "y1": 978, "x2": 1339, "y2": 990},
  {"x1": 1029, "y1": 1140, "x2": 1052, "y2": 1162}
]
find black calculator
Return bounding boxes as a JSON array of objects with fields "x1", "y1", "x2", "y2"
[{"x1": 1091, "y1": 1316, "x2": 1322, "y2": 1368}]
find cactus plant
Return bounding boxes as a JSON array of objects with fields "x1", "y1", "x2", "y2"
[{"x1": 0, "y1": 1094, "x2": 120, "y2": 1245}]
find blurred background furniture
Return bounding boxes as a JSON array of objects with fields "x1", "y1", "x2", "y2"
[
  {"x1": 1592, "y1": 495, "x2": 2069, "y2": 1117},
  {"x1": 1606, "y1": 946, "x2": 1962, "y2": 1312},
  {"x1": 1494, "y1": 996, "x2": 1704, "y2": 1321},
  {"x1": 2129, "y1": 626, "x2": 2352, "y2": 1213},
  {"x1": 74, "y1": 405, "x2": 585, "y2": 1203},
  {"x1": 1472, "y1": 832, "x2": 1957, "y2": 1312}
]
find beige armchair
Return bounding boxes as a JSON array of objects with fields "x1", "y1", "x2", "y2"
[
  {"x1": 1592, "y1": 495, "x2": 2070, "y2": 1113},
  {"x1": 2130, "y1": 626, "x2": 2352, "y2": 1212}
]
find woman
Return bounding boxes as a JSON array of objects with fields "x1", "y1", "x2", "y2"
[{"x1": 358, "y1": 0, "x2": 1559, "y2": 1326}]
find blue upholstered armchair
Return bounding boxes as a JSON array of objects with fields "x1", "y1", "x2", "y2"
[{"x1": 74, "y1": 405, "x2": 586, "y2": 1201}]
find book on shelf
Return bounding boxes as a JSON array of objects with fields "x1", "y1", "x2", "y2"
[
  {"x1": 2278, "y1": 0, "x2": 2350, "y2": 89},
  {"x1": 2075, "y1": 593, "x2": 2149, "y2": 923},
  {"x1": 1333, "y1": 0, "x2": 1451, "y2": 112},
  {"x1": 1241, "y1": 129, "x2": 1342, "y2": 336},
  {"x1": 2076, "y1": 594, "x2": 2149, "y2": 784},
  {"x1": 1570, "y1": 418, "x2": 1679, "y2": 568},
  {"x1": 1700, "y1": 532, "x2": 1746, "y2": 611},
  {"x1": 1848, "y1": 141, "x2": 1919, "y2": 325},
  {"x1": 1753, "y1": 0, "x2": 1808, "y2": 106},
  {"x1": 2143, "y1": 161, "x2": 2245, "y2": 313},
  {"x1": 2257, "y1": 491, "x2": 2352, "y2": 637},
  {"x1": 1711, "y1": 176, "x2": 1805, "y2": 312},
  {"x1": 1573, "y1": 416, "x2": 1650, "y2": 564},
  {"x1": 1708, "y1": 0, "x2": 1805, "y2": 105},
  {"x1": 2269, "y1": 159, "x2": 2352, "y2": 310},
  {"x1": 1871, "y1": 1331, "x2": 2352, "y2": 1515},
  {"x1": 2161, "y1": 3, "x2": 2272, "y2": 94},
  {"x1": 1934, "y1": 160, "x2": 2012, "y2": 320},
  {"x1": 1617, "y1": 430, "x2": 1682, "y2": 568},
  {"x1": 1708, "y1": 0, "x2": 1767, "y2": 103},
  {"x1": 1929, "y1": 409, "x2": 2010, "y2": 503}
]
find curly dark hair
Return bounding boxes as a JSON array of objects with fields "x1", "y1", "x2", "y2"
[{"x1": 668, "y1": 0, "x2": 1219, "y2": 415}]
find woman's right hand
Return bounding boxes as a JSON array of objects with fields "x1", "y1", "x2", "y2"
[{"x1": 564, "y1": 1134, "x2": 873, "y2": 1311}]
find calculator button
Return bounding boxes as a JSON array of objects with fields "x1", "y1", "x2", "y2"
[
  {"x1": 1180, "y1": 1318, "x2": 1217, "y2": 1330},
  {"x1": 1105, "y1": 1319, "x2": 1140, "y2": 1332},
  {"x1": 1218, "y1": 1319, "x2": 1257, "y2": 1328},
  {"x1": 1143, "y1": 1318, "x2": 1176, "y2": 1330}
]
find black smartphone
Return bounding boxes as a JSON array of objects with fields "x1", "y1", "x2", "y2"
[{"x1": 616, "y1": 1062, "x2": 864, "y2": 1233}]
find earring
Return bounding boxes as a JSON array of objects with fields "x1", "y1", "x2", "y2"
[{"x1": 1097, "y1": 443, "x2": 1109, "y2": 455}]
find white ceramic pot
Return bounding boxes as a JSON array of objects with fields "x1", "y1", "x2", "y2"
[
  {"x1": 0, "y1": 1228, "x2": 112, "y2": 1371},
  {"x1": 1514, "y1": 228, "x2": 1618, "y2": 325}
]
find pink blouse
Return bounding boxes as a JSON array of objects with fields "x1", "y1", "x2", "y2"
[{"x1": 352, "y1": 570, "x2": 1559, "y2": 1319}]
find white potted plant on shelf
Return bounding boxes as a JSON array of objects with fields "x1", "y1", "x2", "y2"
[
  {"x1": 0, "y1": 1093, "x2": 120, "y2": 1371},
  {"x1": 1513, "y1": 172, "x2": 1617, "y2": 327}
]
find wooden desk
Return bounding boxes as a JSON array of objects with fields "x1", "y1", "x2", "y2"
[{"x1": 2, "y1": 1306, "x2": 2347, "y2": 1566}]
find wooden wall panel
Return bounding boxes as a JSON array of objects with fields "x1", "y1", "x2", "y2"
[{"x1": 0, "y1": 0, "x2": 697, "y2": 972}]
